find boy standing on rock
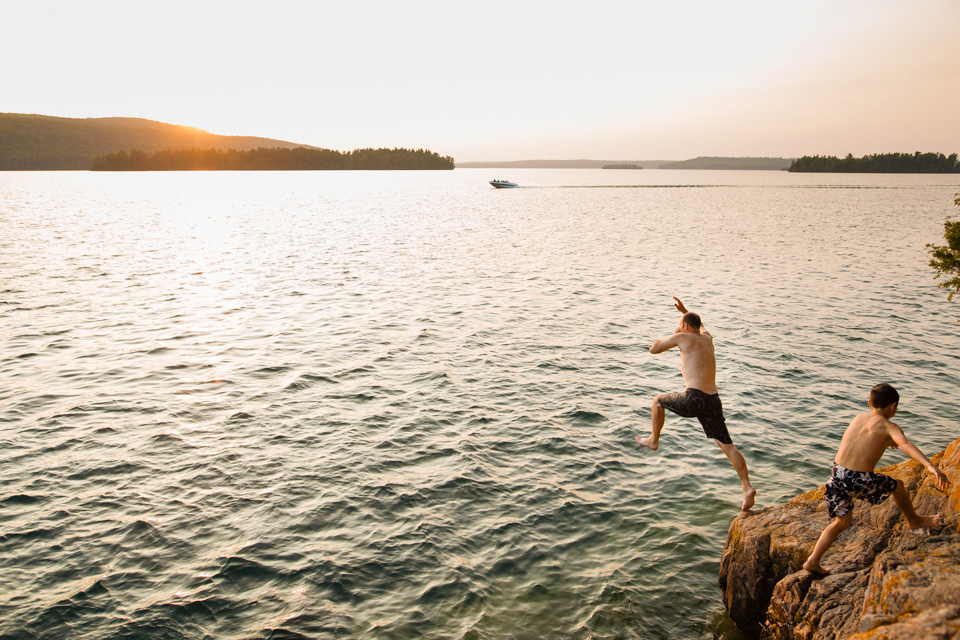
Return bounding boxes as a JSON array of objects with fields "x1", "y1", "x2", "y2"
[{"x1": 803, "y1": 383, "x2": 951, "y2": 575}]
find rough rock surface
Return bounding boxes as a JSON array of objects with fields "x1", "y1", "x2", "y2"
[{"x1": 719, "y1": 438, "x2": 960, "y2": 640}]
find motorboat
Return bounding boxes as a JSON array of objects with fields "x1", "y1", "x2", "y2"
[{"x1": 490, "y1": 179, "x2": 518, "y2": 189}]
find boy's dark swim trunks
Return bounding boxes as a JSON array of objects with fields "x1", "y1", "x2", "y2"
[
  {"x1": 656, "y1": 388, "x2": 732, "y2": 444},
  {"x1": 823, "y1": 463, "x2": 897, "y2": 518}
]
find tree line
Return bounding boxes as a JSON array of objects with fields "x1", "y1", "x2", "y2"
[
  {"x1": 789, "y1": 152, "x2": 959, "y2": 173},
  {"x1": 91, "y1": 147, "x2": 455, "y2": 171}
]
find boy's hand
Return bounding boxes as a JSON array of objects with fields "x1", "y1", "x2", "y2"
[
  {"x1": 932, "y1": 467, "x2": 951, "y2": 493},
  {"x1": 673, "y1": 297, "x2": 688, "y2": 314}
]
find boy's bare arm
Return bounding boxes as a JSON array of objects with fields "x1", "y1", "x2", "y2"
[{"x1": 889, "y1": 423, "x2": 952, "y2": 492}]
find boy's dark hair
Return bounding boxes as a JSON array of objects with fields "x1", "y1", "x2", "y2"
[
  {"x1": 870, "y1": 383, "x2": 900, "y2": 409},
  {"x1": 681, "y1": 312, "x2": 702, "y2": 329}
]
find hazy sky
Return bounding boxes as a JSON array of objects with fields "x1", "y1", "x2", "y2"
[{"x1": 2, "y1": 0, "x2": 958, "y2": 161}]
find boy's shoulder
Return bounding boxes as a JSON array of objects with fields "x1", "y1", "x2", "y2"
[
  {"x1": 848, "y1": 411, "x2": 874, "y2": 427},
  {"x1": 845, "y1": 412, "x2": 894, "y2": 439},
  {"x1": 859, "y1": 412, "x2": 902, "y2": 441}
]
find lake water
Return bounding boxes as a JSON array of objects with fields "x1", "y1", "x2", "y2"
[{"x1": 2, "y1": 168, "x2": 959, "y2": 640}]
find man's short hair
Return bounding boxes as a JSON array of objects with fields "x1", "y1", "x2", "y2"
[
  {"x1": 870, "y1": 383, "x2": 899, "y2": 409},
  {"x1": 681, "y1": 312, "x2": 701, "y2": 329}
]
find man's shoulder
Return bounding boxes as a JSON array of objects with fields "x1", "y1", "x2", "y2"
[
  {"x1": 684, "y1": 332, "x2": 714, "y2": 349},
  {"x1": 672, "y1": 332, "x2": 696, "y2": 347}
]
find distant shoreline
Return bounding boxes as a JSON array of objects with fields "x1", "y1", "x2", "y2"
[
  {"x1": 457, "y1": 157, "x2": 792, "y2": 170},
  {"x1": 456, "y1": 159, "x2": 665, "y2": 169}
]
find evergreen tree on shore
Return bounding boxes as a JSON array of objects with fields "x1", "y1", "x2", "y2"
[{"x1": 928, "y1": 194, "x2": 960, "y2": 304}]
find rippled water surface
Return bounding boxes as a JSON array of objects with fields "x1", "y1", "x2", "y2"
[{"x1": 2, "y1": 169, "x2": 959, "y2": 640}]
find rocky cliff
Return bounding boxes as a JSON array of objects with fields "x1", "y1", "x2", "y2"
[{"x1": 719, "y1": 438, "x2": 960, "y2": 640}]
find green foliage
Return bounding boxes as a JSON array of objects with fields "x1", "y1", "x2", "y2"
[
  {"x1": 91, "y1": 147, "x2": 455, "y2": 171},
  {"x1": 790, "y1": 152, "x2": 960, "y2": 173},
  {"x1": 927, "y1": 194, "x2": 960, "y2": 301}
]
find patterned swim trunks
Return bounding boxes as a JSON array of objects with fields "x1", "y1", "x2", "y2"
[
  {"x1": 824, "y1": 463, "x2": 898, "y2": 518},
  {"x1": 656, "y1": 388, "x2": 732, "y2": 445}
]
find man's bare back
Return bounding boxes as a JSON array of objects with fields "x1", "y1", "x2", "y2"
[{"x1": 670, "y1": 331, "x2": 718, "y2": 394}]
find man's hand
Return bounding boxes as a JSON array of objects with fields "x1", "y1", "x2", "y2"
[{"x1": 673, "y1": 297, "x2": 688, "y2": 314}]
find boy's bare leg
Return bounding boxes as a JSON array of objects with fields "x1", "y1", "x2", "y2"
[
  {"x1": 636, "y1": 398, "x2": 665, "y2": 450},
  {"x1": 891, "y1": 479, "x2": 943, "y2": 529},
  {"x1": 718, "y1": 441, "x2": 756, "y2": 511},
  {"x1": 803, "y1": 513, "x2": 853, "y2": 575}
]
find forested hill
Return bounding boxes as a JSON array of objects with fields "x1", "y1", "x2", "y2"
[{"x1": 0, "y1": 114, "x2": 314, "y2": 170}]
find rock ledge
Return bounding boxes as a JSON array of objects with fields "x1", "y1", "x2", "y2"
[{"x1": 719, "y1": 438, "x2": 960, "y2": 640}]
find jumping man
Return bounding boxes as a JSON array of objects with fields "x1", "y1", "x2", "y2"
[{"x1": 636, "y1": 297, "x2": 756, "y2": 511}]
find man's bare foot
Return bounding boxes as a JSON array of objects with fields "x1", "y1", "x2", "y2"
[
  {"x1": 635, "y1": 435, "x2": 658, "y2": 451},
  {"x1": 908, "y1": 513, "x2": 943, "y2": 530},
  {"x1": 741, "y1": 487, "x2": 756, "y2": 511},
  {"x1": 802, "y1": 559, "x2": 830, "y2": 576}
]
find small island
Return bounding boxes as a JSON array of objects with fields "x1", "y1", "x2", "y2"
[
  {"x1": 601, "y1": 163, "x2": 643, "y2": 170},
  {"x1": 91, "y1": 146, "x2": 455, "y2": 171},
  {"x1": 789, "y1": 151, "x2": 959, "y2": 173}
]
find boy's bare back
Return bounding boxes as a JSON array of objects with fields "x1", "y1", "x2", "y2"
[{"x1": 834, "y1": 413, "x2": 899, "y2": 473}]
